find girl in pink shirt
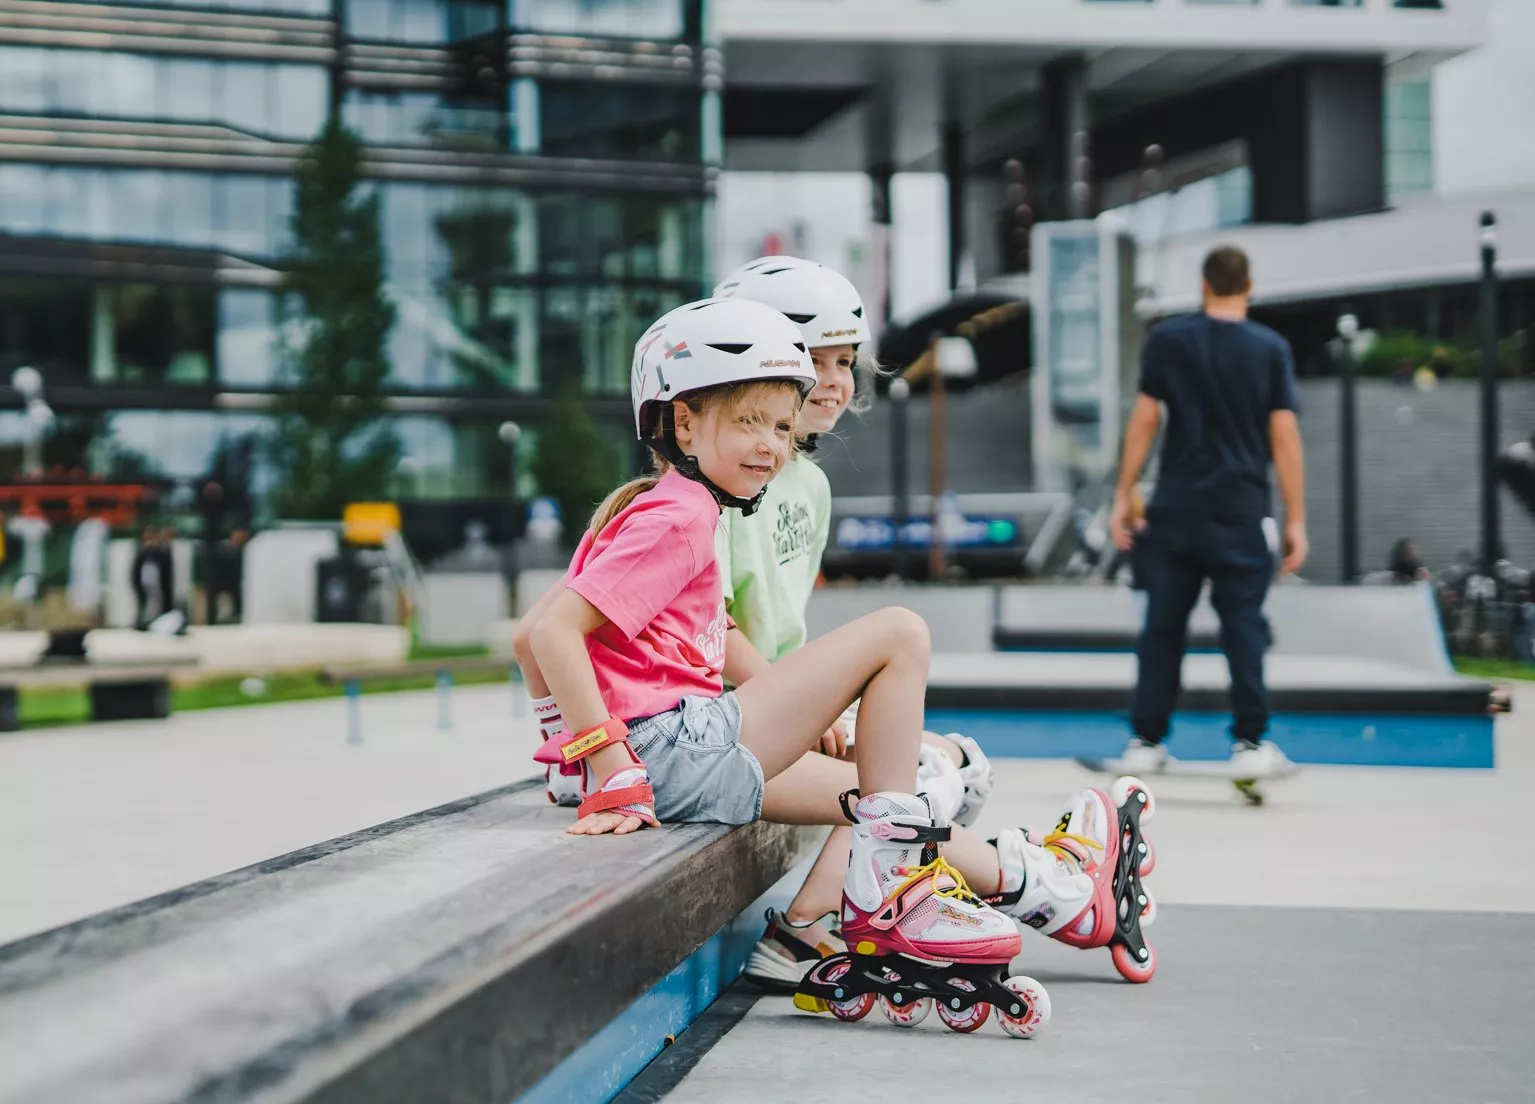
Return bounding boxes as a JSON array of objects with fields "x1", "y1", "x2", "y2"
[{"x1": 512, "y1": 299, "x2": 1157, "y2": 1032}]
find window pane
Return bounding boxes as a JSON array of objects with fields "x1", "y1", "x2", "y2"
[
  {"x1": 218, "y1": 290, "x2": 280, "y2": 386},
  {"x1": 164, "y1": 172, "x2": 217, "y2": 249},
  {"x1": 220, "y1": 63, "x2": 271, "y2": 135},
  {"x1": 0, "y1": 164, "x2": 50, "y2": 234},
  {"x1": 273, "y1": 64, "x2": 327, "y2": 140},
  {"x1": 516, "y1": 0, "x2": 685, "y2": 38},
  {"x1": 539, "y1": 82, "x2": 700, "y2": 161},
  {"x1": 0, "y1": 46, "x2": 49, "y2": 113},
  {"x1": 111, "y1": 170, "x2": 165, "y2": 243},
  {"x1": 161, "y1": 59, "x2": 216, "y2": 123}
]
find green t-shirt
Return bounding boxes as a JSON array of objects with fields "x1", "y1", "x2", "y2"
[{"x1": 715, "y1": 455, "x2": 832, "y2": 662}]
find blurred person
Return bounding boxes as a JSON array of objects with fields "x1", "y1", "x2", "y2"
[
  {"x1": 131, "y1": 525, "x2": 173, "y2": 630},
  {"x1": 214, "y1": 528, "x2": 251, "y2": 623},
  {"x1": 1389, "y1": 537, "x2": 1430, "y2": 584},
  {"x1": 1110, "y1": 245, "x2": 1308, "y2": 778}
]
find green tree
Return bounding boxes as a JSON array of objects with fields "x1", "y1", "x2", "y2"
[
  {"x1": 532, "y1": 389, "x2": 623, "y2": 544},
  {"x1": 267, "y1": 120, "x2": 399, "y2": 519}
]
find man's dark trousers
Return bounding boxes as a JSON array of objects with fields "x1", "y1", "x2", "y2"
[{"x1": 1131, "y1": 507, "x2": 1273, "y2": 745}]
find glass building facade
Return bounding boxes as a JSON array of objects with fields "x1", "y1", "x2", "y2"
[{"x1": 0, "y1": 0, "x2": 714, "y2": 509}]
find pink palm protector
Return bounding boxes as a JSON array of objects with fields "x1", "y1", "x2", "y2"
[{"x1": 533, "y1": 716, "x2": 658, "y2": 827}]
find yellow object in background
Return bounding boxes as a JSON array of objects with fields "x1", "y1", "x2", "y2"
[{"x1": 342, "y1": 502, "x2": 402, "y2": 547}]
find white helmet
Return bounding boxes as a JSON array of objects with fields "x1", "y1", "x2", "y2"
[
  {"x1": 630, "y1": 297, "x2": 815, "y2": 440},
  {"x1": 713, "y1": 256, "x2": 870, "y2": 349}
]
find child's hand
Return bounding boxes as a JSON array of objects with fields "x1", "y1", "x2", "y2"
[
  {"x1": 568, "y1": 810, "x2": 652, "y2": 835},
  {"x1": 819, "y1": 719, "x2": 851, "y2": 759}
]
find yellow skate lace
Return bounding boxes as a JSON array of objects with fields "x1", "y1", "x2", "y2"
[
  {"x1": 1041, "y1": 830, "x2": 1102, "y2": 869},
  {"x1": 891, "y1": 856, "x2": 983, "y2": 906}
]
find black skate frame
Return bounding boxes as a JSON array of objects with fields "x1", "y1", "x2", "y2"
[
  {"x1": 1111, "y1": 790, "x2": 1153, "y2": 971},
  {"x1": 797, "y1": 953, "x2": 1030, "y2": 1020}
]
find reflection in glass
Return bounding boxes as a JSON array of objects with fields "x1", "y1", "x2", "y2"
[
  {"x1": 539, "y1": 83, "x2": 700, "y2": 162},
  {"x1": 218, "y1": 290, "x2": 280, "y2": 386},
  {"x1": 515, "y1": 0, "x2": 686, "y2": 38}
]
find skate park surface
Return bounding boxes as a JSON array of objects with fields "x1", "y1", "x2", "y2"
[{"x1": 2, "y1": 679, "x2": 1532, "y2": 1102}]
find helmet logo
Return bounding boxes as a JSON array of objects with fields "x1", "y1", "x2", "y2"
[
  {"x1": 664, "y1": 340, "x2": 692, "y2": 360},
  {"x1": 820, "y1": 328, "x2": 859, "y2": 338},
  {"x1": 759, "y1": 359, "x2": 802, "y2": 369}
]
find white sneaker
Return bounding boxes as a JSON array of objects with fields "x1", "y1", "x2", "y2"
[
  {"x1": 545, "y1": 765, "x2": 583, "y2": 807},
  {"x1": 1118, "y1": 738, "x2": 1169, "y2": 776},
  {"x1": 1227, "y1": 740, "x2": 1295, "y2": 780}
]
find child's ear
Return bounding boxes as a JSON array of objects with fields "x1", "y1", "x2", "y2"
[{"x1": 671, "y1": 400, "x2": 694, "y2": 447}]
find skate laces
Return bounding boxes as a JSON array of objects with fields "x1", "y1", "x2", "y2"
[
  {"x1": 1041, "y1": 829, "x2": 1101, "y2": 869},
  {"x1": 893, "y1": 856, "x2": 983, "y2": 906}
]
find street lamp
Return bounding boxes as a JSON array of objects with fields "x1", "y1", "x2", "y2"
[
  {"x1": 926, "y1": 334, "x2": 978, "y2": 580},
  {"x1": 498, "y1": 420, "x2": 522, "y2": 502},
  {"x1": 1337, "y1": 313, "x2": 1360, "y2": 583},
  {"x1": 1479, "y1": 211, "x2": 1500, "y2": 571},
  {"x1": 888, "y1": 378, "x2": 911, "y2": 579}
]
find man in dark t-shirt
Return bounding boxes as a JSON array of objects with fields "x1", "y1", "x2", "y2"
[{"x1": 1109, "y1": 245, "x2": 1310, "y2": 777}]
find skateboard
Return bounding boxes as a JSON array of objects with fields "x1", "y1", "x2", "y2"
[{"x1": 1074, "y1": 756, "x2": 1299, "y2": 807}]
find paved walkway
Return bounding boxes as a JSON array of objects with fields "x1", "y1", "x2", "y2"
[
  {"x1": 653, "y1": 690, "x2": 1535, "y2": 1104},
  {"x1": 0, "y1": 685, "x2": 541, "y2": 944}
]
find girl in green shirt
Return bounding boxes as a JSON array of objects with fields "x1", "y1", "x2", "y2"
[{"x1": 712, "y1": 256, "x2": 999, "y2": 990}]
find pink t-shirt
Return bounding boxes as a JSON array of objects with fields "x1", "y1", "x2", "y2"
[{"x1": 564, "y1": 471, "x2": 729, "y2": 723}]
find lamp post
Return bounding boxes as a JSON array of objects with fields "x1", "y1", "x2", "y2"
[
  {"x1": 889, "y1": 378, "x2": 911, "y2": 579},
  {"x1": 1337, "y1": 313, "x2": 1360, "y2": 583},
  {"x1": 498, "y1": 420, "x2": 522, "y2": 503},
  {"x1": 1479, "y1": 211, "x2": 1501, "y2": 571},
  {"x1": 927, "y1": 334, "x2": 978, "y2": 580}
]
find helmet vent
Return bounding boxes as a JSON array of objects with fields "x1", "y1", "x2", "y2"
[
  {"x1": 706, "y1": 343, "x2": 752, "y2": 355},
  {"x1": 793, "y1": 343, "x2": 807, "y2": 352},
  {"x1": 784, "y1": 313, "x2": 815, "y2": 324},
  {"x1": 852, "y1": 307, "x2": 864, "y2": 318},
  {"x1": 761, "y1": 267, "x2": 794, "y2": 275}
]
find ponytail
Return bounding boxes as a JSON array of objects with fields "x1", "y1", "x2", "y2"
[{"x1": 588, "y1": 475, "x2": 662, "y2": 536}]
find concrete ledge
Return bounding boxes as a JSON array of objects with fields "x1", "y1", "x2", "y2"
[
  {"x1": 0, "y1": 781, "x2": 814, "y2": 1104},
  {"x1": 993, "y1": 626, "x2": 1222, "y2": 652},
  {"x1": 926, "y1": 653, "x2": 1496, "y2": 716}
]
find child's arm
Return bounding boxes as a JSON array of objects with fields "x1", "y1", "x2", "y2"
[
  {"x1": 511, "y1": 581, "x2": 567, "y2": 697},
  {"x1": 724, "y1": 626, "x2": 771, "y2": 686},
  {"x1": 528, "y1": 589, "x2": 651, "y2": 836}
]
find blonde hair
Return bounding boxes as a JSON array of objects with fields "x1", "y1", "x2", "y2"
[{"x1": 589, "y1": 379, "x2": 804, "y2": 535}]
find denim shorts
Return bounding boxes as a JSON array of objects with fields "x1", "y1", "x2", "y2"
[{"x1": 629, "y1": 692, "x2": 764, "y2": 826}]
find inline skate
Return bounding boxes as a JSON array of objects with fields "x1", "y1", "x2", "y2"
[
  {"x1": 990, "y1": 777, "x2": 1156, "y2": 982},
  {"x1": 794, "y1": 791, "x2": 1051, "y2": 1037}
]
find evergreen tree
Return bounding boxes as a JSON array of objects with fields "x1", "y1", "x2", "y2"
[
  {"x1": 532, "y1": 389, "x2": 622, "y2": 543},
  {"x1": 267, "y1": 120, "x2": 399, "y2": 519}
]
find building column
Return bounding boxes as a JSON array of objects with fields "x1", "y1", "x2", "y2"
[
  {"x1": 1041, "y1": 54, "x2": 1092, "y2": 222},
  {"x1": 869, "y1": 162, "x2": 894, "y2": 341},
  {"x1": 943, "y1": 123, "x2": 965, "y2": 293}
]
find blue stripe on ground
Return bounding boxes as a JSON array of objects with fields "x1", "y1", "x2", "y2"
[
  {"x1": 923, "y1": 709, "x2": 1494, "y2": 768},
  {"x1": 516, "y1": 857, "x2": 811, "y2": 1104}
]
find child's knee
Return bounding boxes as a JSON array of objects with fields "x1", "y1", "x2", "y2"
[
  {"x1": 511, "y1": 617, "x2": 537, "y2": 664},
  {"x1": 877, "y1": 606, "x2": 931, "y2": 660}
]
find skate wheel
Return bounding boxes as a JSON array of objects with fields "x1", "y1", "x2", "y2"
[
  {"x1": 1138, "y1": 837, "x2": 1156, "y2": 877},
  {"x1": 936, "y1": 998, "x2": 991, "y2": 1033},
  {"x1": 1111, "y1": 941, "x2": 1157, "y2": 984},
  {"x1": 1138, "y1": 889, "x2": 1157, "y2": 927},
  {"x1": 1110, "y1": 776, "x2": 1155, "y2": 822},
  {"x1": 821, "y1": 959, "x2": 875, "y2": 1021},
  {"x1": 880, "y1": 994, "x2": 932, "y2": 1028},
  {"x1": 999, "y1": 976, "x2": 1051, "y2": 1039}
]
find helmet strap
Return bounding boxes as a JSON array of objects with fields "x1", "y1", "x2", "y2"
[{"x1": 646, "y1": 435, "x2": 768, "y2": 518}]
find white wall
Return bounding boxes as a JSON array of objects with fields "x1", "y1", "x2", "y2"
[{"x1": 1434, "y1": 0, "x2": 1535, "y2": 195}]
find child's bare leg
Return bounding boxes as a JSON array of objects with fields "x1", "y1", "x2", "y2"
[
  {"x1": 762, "y1": 749, "x2": 1001, "y2": 921},
  {"x1": 734, "y1": 607, "x2": 929, "y2": 794}
]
